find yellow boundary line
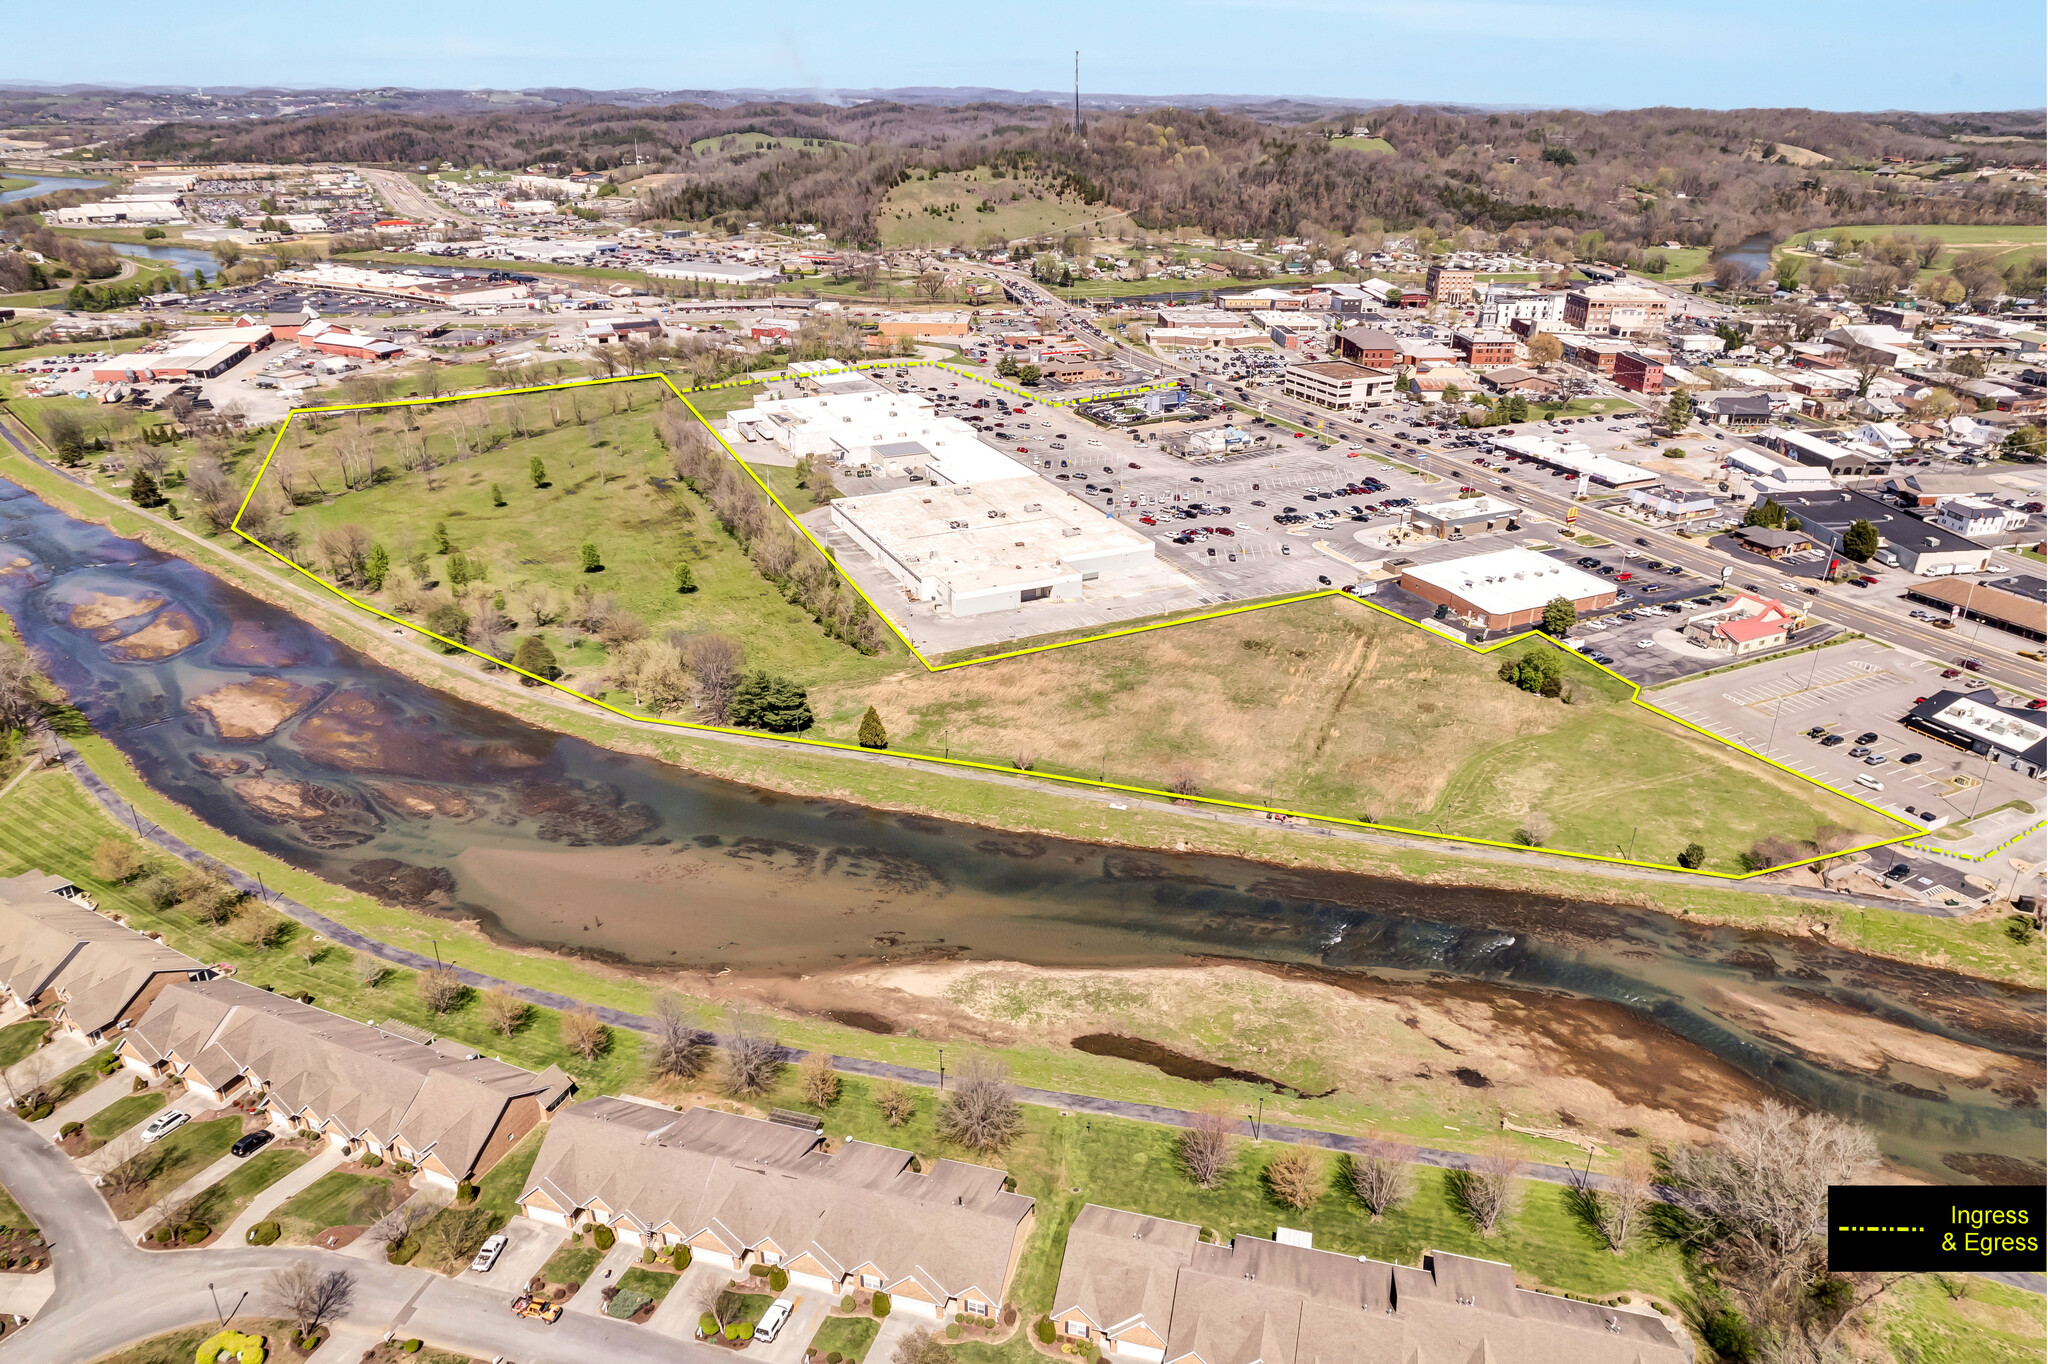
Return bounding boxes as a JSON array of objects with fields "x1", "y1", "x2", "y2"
[{"x1": 229, "y1": 369, "x2": 1916, "y2": 881}]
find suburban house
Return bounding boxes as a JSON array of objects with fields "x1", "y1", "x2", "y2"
[
  {"x1": 518, "y1": 1098, "x2": 1035, "y2": 1320},
  {"x1": 0, "y1": 873, "x2": 214, "y2": 1043},
  {"x1": 117, "y1": 978, "x2": 575, "y2": 1187},
  {"x1": 1052, "y1": 1207, "x2": 1688, "y2": 1364},
  {"x1": 1682, "y1": 591, "x2": 1806, "y2": 654}
]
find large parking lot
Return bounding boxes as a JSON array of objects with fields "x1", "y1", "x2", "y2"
[{"x1": 1653, "y1": 640, "x2": 2040, "y2": 831}]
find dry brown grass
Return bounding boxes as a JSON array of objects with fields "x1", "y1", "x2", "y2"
[{"x1": 814, "y1": 598, "x2": 1574, "y2": 821}]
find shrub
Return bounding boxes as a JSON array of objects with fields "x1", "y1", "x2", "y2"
[
  {"x1": 59, "y1": 1121, "x2": 82, "y2": 1139},
  {"x1": 455, "y1": 1181, "x2": 478, "y2": 1206},
  {"x1": 1039, "y1": 1318, "x2": 1062, "y2": 1343},
  {"x1": 671, "y1": 1246, "x2": 692, "y2": 1271},
  {"x1": 1678, "y1": 843, "x2": 1707, "y2": 869},
  {"x1": 402, "y1": 1340, "x2": 423, "y2": 1354},
  {"x1": 750, "y1": 1263, "x2": 774, "y2": 1279},
  {"x1": 841, "y1": 1295, "x2": 856, "y2": 1313},
  {"x1": 700, "y1": 1313, "x2": 720, "y2": 1336},
  {"x1": 1702, "y1": 1308, "x2": 1753, "y2": 1361},
  {"x1": 947, "y1": 1325, "x2": 962, "y2": 1340},
  {"x1": 180, "y1": 1222, "x2": 210, "y2": 1244},
  {"x1": 247, "y1": 1221, "x2": 281, "y2": 1246},
  {"x1": 592, "y1": 1225, "x2": 616, "y2": 1251},
  {"x1": 606, "y1": 1287, "x2": 653, "y2": 1319},
  {"x1": 387, "y1": 1236, "x2": 420, "y2": 1265},
  {"x1": 195, "y1": 1329, "x2": 268, "y2": 1364},
  {"x1": 358, "y1": 1154, "x2": 384, "y2": 1169},
  {"x1": 872, "y1": 1291, "x2": 891, "y2": 1318},
  {"x1": 830, "y1": 1354, "x2": 844, "y2": 1363},
  {"x1": 152, "y1": 1225, "x2": 174, "y2": 1243},
  {"x1": 769, "y1": 1266, "x2": 790, "y2": 1291},
  {"x1": 642, "y1": 1246, "x2": 657, "y2": 1263}
]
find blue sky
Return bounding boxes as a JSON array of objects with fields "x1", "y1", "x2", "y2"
[{"x1": 24, "y1": 0, "x2": 2047, "y2": 111}]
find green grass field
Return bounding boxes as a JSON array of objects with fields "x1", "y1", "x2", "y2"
[
  {"x1": 84, "y1": 1091, "x2": 165, "y2": 1142},
  {"x1": 1638, "y1": 248, "x2": 1712, "y2": 280},
  {"x1": 1780, "y1": 223, "x2": 2045, "y2": 279},
  {"x1": 109, "y1": 1116, "x2": 243, "y2": 1219},
  {"x1": 0, "y1": 1181, "x2": 32, "y2": 1232},
  {"x1": 618, "y1": 1265, "x2": 680, "y2": 1304},
  {"x1": 183, "y1": 1145, "x2": 311, "y2": 1228},
  {"x1": 1331, "y1": 136, "x2": 1396, "y2": 154},
  {"x1": 689, "y1": 133, "x2": 853, "y2": 157},
  {"x1": 879, "y1": 170, "x2": 1126, "y2": 249},
  {"x1": 38, "y1": 1045, "x2": 113, "y2": 1110},
  {"x1": 774, "y1": 1071, "x2": 1687, "y2": 1316},
  {"x1": 84, "y1": 1320, "x2": 295, "y2": 1364},
  {"x1": 809, "y1": 1316, "x2": 880, "y2": 1361},
  {"x1": 273, "y1": 1170, "x2": 396, "y2": 1243},
  {"x1": 1881, "y1": 1272, "x2": 2046, "y2": 1364},
  {"x1": 0, "y1": 1020, "x2": 48, "y2": 1068},
  {"x1": 243, "y1": 378, "x2": 901, "y2": 698}
]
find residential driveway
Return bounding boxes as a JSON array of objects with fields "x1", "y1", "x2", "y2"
[
  {"x1": 0, "y1": 1266, "x2": 54, "y2": 1320},
  {"x1": 220, "y1": 1143, "x2": 345, "y2": 1247},
  {"x1": 456, "y1": 1213, "x2": 564, "y2": 1290},
  {"x1": 561, "y1": 1239, "x2": 645, "y2": 1318},
  {"x1": 4, "y1": 1030, "x2": 90, "y2": 1102},
  {"x1": 755, "y1": 1289, "x2": 829, "y2": 1364},
  {"x1": 867, "y1": 1310, "x2": 925, "y2": 1364},
  {"x1": 28, "y1": 1073, "x2": 132, "y2": 1140},
  {"x1": 123, "y1": 1147, "x2": 247, "y2": 1240},
  {"x1": 647, "y1": 1259, "x2": 728, "y2": 1340},
  {"x1": 75, "y1": 1089, "x2": 217, "y2": 1178}
]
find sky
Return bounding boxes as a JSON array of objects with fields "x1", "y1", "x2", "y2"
[{"x1": 17, "y1": 0, "x2": 2048, "y2": 112}]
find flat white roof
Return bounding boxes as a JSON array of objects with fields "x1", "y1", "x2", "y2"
[
  {"x1": 1489, "y1": 435, "x2": 1658, "y2": 487},
  {"x1": 1402, "y1": 547, "x2": 1612, "y2": 615},
  {"x1": 1932, "y1": 696, "x2": 2044, "y2": 752},
  {"x1": 1412, "y1": 495, "x2": 1519, "y2": 521},
  {"x1": 834, "y1": 476, "x2": 1153, "y2": 588}
]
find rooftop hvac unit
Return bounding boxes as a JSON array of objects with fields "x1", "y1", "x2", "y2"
[
  {"x1": 948, "y1": 520, "x2": 968, "y2": 529},
  {"x1": 1023, "y1": 503, "x2": 1042, "y2": 512},
  {"x1": 1062, "y1": 526, "x2": 1082, "y2": 537}
]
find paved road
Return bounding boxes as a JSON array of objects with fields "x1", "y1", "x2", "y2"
[{"x1": 0, "y1": 1110, "x2": 730, "y2": 1364}]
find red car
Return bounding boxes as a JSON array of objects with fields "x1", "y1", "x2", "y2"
[
  {"x1": 1139, "y1": 516, "x2": 1157, "y2": 525},
  {"x1": 1016, "y1": 446, "x2": 1029, "y2": 454},
  {"x1": 2031, "y1": 699, "x2": 2047, "y2": 710}
]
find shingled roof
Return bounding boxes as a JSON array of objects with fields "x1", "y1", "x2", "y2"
[{"x1": 0, "y1": 872, "x2": 207, "y2": 1038}]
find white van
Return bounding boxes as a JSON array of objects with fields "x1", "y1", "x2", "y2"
[
  {"x1": 1855, "y1": 774, "x2": 1884, "y2": 791},
  {"x1": 756, "y1": 1298, "x2": 795, "y2": 1344}
]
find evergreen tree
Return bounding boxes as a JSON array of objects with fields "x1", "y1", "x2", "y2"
[
  {"x1": 490, "y1": 482, "x2": 505, "y2": 507},
  {"x1": 1664, "y1": 389, "x2": 1693, "y2": 429},
  {"x1": 857, "y1": 706, "x2": 888, "y2": 749},
  {"x1": 1677, "y1": 843, "x2": 1707, "y2": 870},
  {"x1": 128, "y1": 469, "x2": 164, "y2": 507},
  {"x1": 673, "y1": 563, "x2": 697, "y2": 594},
  {"x1": 446, "y1": 553, "x2": 473, "y2": 588},
  {"x1": 580, "y1": 543, "x2": 603, "y2": 573},
  {"x1": 729, "y1": 671, "x2": 813, "y2": 732},
  {"x1": 511, "y1": 635, "x2": 560, "y2": 684},
  {"x1": 1841, "y1": 518, "x2": 1880, "y2": 562},
  {"x1": 1742, "y1": 499, "x2": 1787, "y2": 529},
  {"x1": 424, "y1": 603, "x2": 470, "y2": 653},
  {"x1": 529, "y1": 456, "x2": 547, "y2": 488},
  {"x1": 431, "y1": 520, "x2": 452, "y2": 554},
  {"x1": 365, "y1": 543, "x2": 390, "y2": 590}
]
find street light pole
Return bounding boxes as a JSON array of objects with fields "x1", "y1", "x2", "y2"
[{"x1": 937, "y1": 1046, "x2": 945, "y2": 1092}]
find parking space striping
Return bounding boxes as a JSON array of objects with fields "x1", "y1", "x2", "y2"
[{"x1": 217, "y1": 370, "x2": 1916, "y2": 882}]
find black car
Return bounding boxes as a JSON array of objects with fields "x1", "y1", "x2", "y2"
[
  {"x1": 1899, "y1": 753, "x2": 1924, "y2": 764},
  {"x1": 1820, "y1": 734, "x2": 1847, "y2": 747},
  {"x1": 231, "y1": 1130, "x2": 274, "y2": 1158},
  {"x1": 1855, "y1": 731, "x2": 1879, "y2": 745}
]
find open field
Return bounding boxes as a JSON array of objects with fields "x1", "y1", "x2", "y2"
[
  {"x1": 811, "y1": 595, "x2": 1897, "y2": 873},
  {"x1": 689, "y1": 132, "x2": 853, "y2": 156},
  {"x1": 1879, "y1": 1272, "x2": 2046, "y2": 1364},
  {"x1": 1781, "y1": 223, "x2": 2046, "y2": 278},
  {"x1": 1638, "y1": 247, "x2": 1711, "y2": 280},
  {"x1": 878, "y1": 169, "x2": 1126, "y2": 249},
  {"x1": 1331, "y1": 136, "x2": 1396, "y2": 154},
  {"x1": 239, "y1": 377, "x2": 901, "y2": 695}
]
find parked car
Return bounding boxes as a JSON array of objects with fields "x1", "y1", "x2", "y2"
[
  {"x1": 1820, "y1": 734, "x2": 1847, "y2": 747},
  {"x1": 140, "y1": 1109, "x2": 190, "y2": 1144},
  {"x1": 471, "y1": 1234, "x2": 510, "y2": 1273},
  {"x1": 230, "y1": 1130, "x2": 274, "y2": 1158},
  {"x1": 757, "y1": 1298, "x2": 796, "y2": 1344}
]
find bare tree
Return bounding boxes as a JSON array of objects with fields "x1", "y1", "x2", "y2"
[
  {"x1": 684, "y1": 634, "x2": 744, "y2": 723},
  {"x1": 719, "y1": 1010, "x2": 783, "y2": 1098},
  {"x1": 1595, "y1": 1152, "x2": 1654, "y2": 1253},
  {"x1": 365, "y1": 1200, "x2": 431, "y2": 1249},
  {"x1": 893, "y1": 1325, "x2": 952, "y2": 1364},
  {"x1": 0, "y1": 643, "x2": 43, "y2": 737},
  {"x1": 1451, "y1": 1139, "x2": 1522, "y2": 1234},
  {"x1": 935, "y1": 1058, "x2": 1021, "y2": 1152},
  {"x1": 1178, "y1": 1107, "x2": 1236, "y2": 1189},
  {"x1": 1346, "y1": 1134, "x2": 1413, "y2": 1220},
  {"x1": 416, "y1": 967, "x2": 465, "y2": 1015},
  {"x1": 1264, "y1": 1144, "x2": 1325, "y2": 1209},
  {"x1": 560, "y1": 1008, "x2": 610, "y2": 1062},
  {"x1": 480, "y1": 989, "x2": 529, "y2": 1037},
  {"x1": 797, "y1": 1051, "x2": 841, "y2": 1106},
  {"x1": 357, "y1": 957, "x2": 389, "y2": 990},
  {"x1": 646, "y1": 991, "x2": 706, "y2": 1081},
  {"x1": 1671, "y1": 1101, "x2": 1882, "y2": 1357},
  {"x1": 315, "y1": 524, "x2": 373, "y2": 587},
  {"x1": 873, "y1": 1079, "x2": 916, "y2": 1127},
  {"x1": 265, "y1": 1260, "x2": 356, "y2": 1335}
]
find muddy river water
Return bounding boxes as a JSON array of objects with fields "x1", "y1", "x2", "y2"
[{"x1": 0, "y1": 476, "x2": 2040, "y2": 1181}]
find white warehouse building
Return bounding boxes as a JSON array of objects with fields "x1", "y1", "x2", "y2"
[
  {"x1": 831, "y1": 478, "x2": 1157, "y2": 618},
  {"x1": 726, "y1": 391, "x2": 1024, "y2": 483}
]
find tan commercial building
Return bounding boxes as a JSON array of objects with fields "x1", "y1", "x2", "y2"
[
  {"x1": 877, "y1": 311, "x2": 971, "y2": 338},
  {"x1": 1052, "y1": 1205, "x2": 1689, "y2": 1364},
  {"x1": 1279, "y1": 359, "x2": 1394, "y2": 410},
  {"x1": 1398, "y1": 547, "x2": 1616, "y2": 632},
  {"x1": 1564, "y1": 284, "x2": 1669, "y2": 333},
  {"x1": 1425, "y1": 264, "x2": 1476, "y2": 304},
  {"x1": 519, "y1": 1098, "x2": 1034, "y2": 1320}
]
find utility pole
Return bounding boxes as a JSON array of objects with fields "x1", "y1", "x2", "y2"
[{"x1": 1073, "y1": 52, "x2": 1083, "y2": 140}]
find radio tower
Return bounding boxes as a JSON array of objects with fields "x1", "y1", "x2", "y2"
[{"x1": 1073, "y1": 51, "x2": 1083, "y2": 139}]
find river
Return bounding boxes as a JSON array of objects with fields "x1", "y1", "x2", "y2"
[
  {"x1": 1711, "y1": 232, "x2": 1778, "y2": 277},
  {"x1": 0, "y1": 473, "x2": 2039, "y2": 1182},
  {"x1": 1, "y1": 171, "x2": 213, "y2": 275}
]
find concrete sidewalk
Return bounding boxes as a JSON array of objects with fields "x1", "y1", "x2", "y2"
[
  {"x1": 220, "y1": 1143, "x2": 345, "y2": 1247},
  {"x1": 561, "y1": 1240, "x2": 645, "y2": 1319}
]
